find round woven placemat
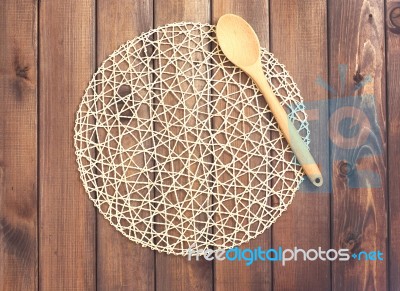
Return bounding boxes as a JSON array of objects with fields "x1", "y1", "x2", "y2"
[{"x1": 74, "y1": 22, "x2": 309, "y2": 255}]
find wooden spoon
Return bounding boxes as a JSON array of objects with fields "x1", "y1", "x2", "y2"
[{"x1": 216, "y1": 14, "x2": 323, "y2": 187}]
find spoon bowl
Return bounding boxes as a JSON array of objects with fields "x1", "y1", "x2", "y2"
[{"x1": 216, "y1": 14, "x2": 261, "y2": 68}]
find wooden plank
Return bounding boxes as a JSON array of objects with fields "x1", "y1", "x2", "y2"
[
  {"x1": 212, "y1": 2, "x2": 271, "y2": 291},
  {"x1": 328, "y1": 0, "x2": 387, "y2": 289},
  {"x1": 269, "y1": 0, "x2": 331, "y2": 289},
  {"x1": 0, "y1": 0, "x2": 38, "y2": 290},
  {"x1": 39, "y1": 0, "x2": 96, "y2": 289},
  {"x1": 386, "y1": 1, "x2": 400, "y2": 290},
  {"x1": 153, "y1": 1, "x2": 213, "y2": 290},
  {"x1": 95, "y1": 1, "x2": 155, "y2": 290}
]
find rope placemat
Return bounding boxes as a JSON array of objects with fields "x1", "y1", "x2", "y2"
[{"x1": 74, "y1": 22, "x2": 309, "y2": 256}]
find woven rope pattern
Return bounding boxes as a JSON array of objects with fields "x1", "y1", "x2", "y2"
[{"x1": 74, "y1": 22, "x2": 309, "y2": 255}]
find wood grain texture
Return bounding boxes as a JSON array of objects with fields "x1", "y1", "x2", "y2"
[
  {"x1": 0, "y1": 0, "x2": 38, "y2": 290},
  {"x1": 0, "y1": 0, "x2": 398, "y2": 289},
  {"x1": 329, "y1": 0, "x2": 387, "y2": 290},
  {"x1": 212, "y1": 2, "x2": 271, "y2": 291},
  {"x1": 270, "y1": 0, "x2": 331, "y2": 290},
  {"x1": 153, "y1": 1, "x2": 213, "y2": 291},
  {"x1": 39, "y1": 0, "x2": 96, "y2": 289},
  {"x1": 96, "y1": 1, "x2": 155, "y2": 290},
  {"x1": 386, "y1": 1, "x2": 400, "y2": 290}
]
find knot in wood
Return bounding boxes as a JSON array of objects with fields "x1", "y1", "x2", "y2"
[
  {"x1": 338, "y1": 160, "x2": 353, "y2": 177},
  {"x1": 388, "y1": 4, "x2": 400, "y2": 34},
  {"x1": 390, "y1": 7, "x2": 400, "y2": 28},
  {"x1": 16, "y1": 66, "x2": 29, "y2": 79},
  {"x1": 342, "y1": 232, "x2": 361, "y2": 253}
]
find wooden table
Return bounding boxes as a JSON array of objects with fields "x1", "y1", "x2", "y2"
[{"x1": 1, "y1": 0, "x2": 399, "y2": 290}]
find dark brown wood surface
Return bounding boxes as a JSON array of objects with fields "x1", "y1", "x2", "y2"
[
  {"x1": 0, "y1": 0, "x2": 398, "y2": 290},
  {"x1": 387, "y1": 1, "x2": 400, "y2": 290},
  {"x1": 329, "y1": 0, "x2": 387, "y2": 290},
  {"x1": 0, "y1": 0, "x2": 38, "y2": 290},
  {"x1": 96, "y1": 1, "x2": 155, "y2": 290},
  {"x1": 270, "y1": 0, "x2": 331, "y2": 290},
  {"x1": 39, "y1": 0, "x2": 96, "y2": 290}
]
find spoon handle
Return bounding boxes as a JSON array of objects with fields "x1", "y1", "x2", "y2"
[{"x1": 249, "y1": 64, "x2": 323, "y2": 187}]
